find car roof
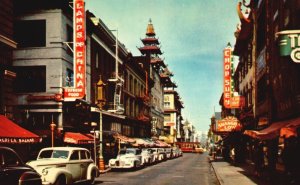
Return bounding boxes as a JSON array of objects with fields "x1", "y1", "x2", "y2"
[{"x1": 40, "y1": 147, "x2": 88, "y2": 151}]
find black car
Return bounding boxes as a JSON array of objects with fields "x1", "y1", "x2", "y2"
[{"x1": 0, "y1": 146, "x2": 42, "y2": 185}]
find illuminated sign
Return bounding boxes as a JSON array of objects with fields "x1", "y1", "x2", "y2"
[
  {"x1": 216, "y1": 116, "x2": 242, "y2": 132},
  {"x1": 277, "y1": 30, "x2": 300, "y2": 63},
  {"x1": 64, "y1": 0, "x2": 86, "y2": 101}
]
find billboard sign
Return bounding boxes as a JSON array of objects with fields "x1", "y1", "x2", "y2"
[{"x1": 277, "y1": 30, "x2": 300, "y2": 63}]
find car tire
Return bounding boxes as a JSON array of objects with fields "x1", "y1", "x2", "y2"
[
  {"x1": 90, "y1": 170, "x2": 97, "y2": 185},
  {"x1": 54, "y1": 175, "x2": 66, "y2": 185}
]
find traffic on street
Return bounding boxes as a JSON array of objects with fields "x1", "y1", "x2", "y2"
[{"x1": 95, "y1": 153, "x2": 218, "y2": 185}]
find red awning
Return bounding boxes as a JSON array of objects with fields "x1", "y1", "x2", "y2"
[
  {"x1": 64, "y1": 132, "x2": 94, "y2": 144},
  {"x1": 113, "y1": 133, "x2": 136, "y2": 144},
  {"x1": 244, "y1": 117, "x2": 300, "y2": 140},
  {"x1": 0, "y1": 115, "x2": 41, "y2": 144},
  {"x1": 280, "y1": 117, "x2": 300, "y2": 138}
]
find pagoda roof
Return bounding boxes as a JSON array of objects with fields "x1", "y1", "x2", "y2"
[
  {"x1": 138, "y1": 45, "x2": 162, "y2": 55},
  {"x1": 151, "y1": 57, "x2": 166, "y2": 68},
  {"x1": 141, "y1": 37, "x2": 160, "y2": 45},
  {"x1": 160, "y1": 74, "x2": 177, "y2": 87}
]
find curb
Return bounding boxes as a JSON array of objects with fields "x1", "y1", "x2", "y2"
[{"x1": 210, "y1": 162, "x2": 222, "y2": 185}]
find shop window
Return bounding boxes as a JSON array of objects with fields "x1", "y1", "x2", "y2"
[
  {"x1": 15, "y1": 20, "x2": 46, "y2": 47},
  {"x1": 14, "y1": 66, "x2": 46, "y2": 93}
]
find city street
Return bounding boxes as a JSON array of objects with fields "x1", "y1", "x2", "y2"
[{"x1": 94, "y1": 153, "x2": 219, "y2": 185}]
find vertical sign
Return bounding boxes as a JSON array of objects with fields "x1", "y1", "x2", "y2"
[
  {"x1": 223, "y1": 47, "x2": 232, "y2": 108},
  {"x1": 64, "y1": 0, "x2": 86, "y2": 101}
]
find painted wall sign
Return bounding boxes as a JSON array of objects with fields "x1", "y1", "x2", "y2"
[
  {"x1": 277, "y1": 30, "x2": 300, "y2": 63},
  {"x1": 64, "y1": 0, "x2": 86, "y2": 101}
]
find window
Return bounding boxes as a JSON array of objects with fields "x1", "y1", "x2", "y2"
[
  {"x1": 14, "y1": 66, "x2": 46, "y2": 93},
  {"x1": 70, "y1": 151, "x2": 79, "y2": 160},
  {"x1": 111, "y1": 122, "x2": 121, "y2": 133},
  {"x1": 164, "y1": 114, "x2": 171, "y2": 122},
  {"x1": 15, "y1": 20, "x2": 46, "y2": 47},
  {"x1": 164, "y1": 102, "x2": 171, "y2": 108},
  {"x1": 1, "y1": 150, "x2": 21, "y2": 167},
  {"x1": 66, "y1": 69, "x2": 74, "y2": 87},
  {"x1": 80, "y1": 150, "x2": 87, "y2": 159}
]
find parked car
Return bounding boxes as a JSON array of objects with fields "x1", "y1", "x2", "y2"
[
  {"x1": 151, "y1": 148, "x2": 165, "y2": 162},
  {"x1": 26, "y1": 147, "x2": 98, "y2": 185},
  {"x1": 0, "y1": 146, "x2": 42, "y2": 185},
  {"x1": 164, "y1": 148, "x2": 172, "y2": 159},
  {"x1": 109, "y1": 148, "x2": 142, "y2": 169},
  {"x1": 141, "y1": 148, "x2": 154, "y2": 165}
]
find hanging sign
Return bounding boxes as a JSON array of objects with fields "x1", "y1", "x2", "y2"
[
  {"x1": 277, "y1": 30, "x2": 300, "y2": 63},
  {"x1": 223, "y1": 47, "x2": 232, "y2": 108},
  {"x1": 64, "y1": 0, "x2": 86, "y2": 101}
]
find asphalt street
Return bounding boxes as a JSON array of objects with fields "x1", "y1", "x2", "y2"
[{"x1": 94, "y1": 153, "x2": 219, "y2": 185}]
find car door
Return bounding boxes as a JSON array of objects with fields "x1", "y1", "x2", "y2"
[
  {"x1": 0, "y1": 149, "x2": 26, "y2": 185},
  {"x1": 79, "y1": 150, "x2": 90, "y2": 180},
  {"x1": 67, "y1": 150, "x2": 81, "y2": 182}
]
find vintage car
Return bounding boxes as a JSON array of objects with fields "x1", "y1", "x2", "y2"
[
  {"x1": 141, "y1": 148, "x2": 154, "y2": 165},
  {"x1": 109, "y1": 148, "x2": 142, "y2": 169},
  {"x1": 0, "y1": 146, "x2": 42, "y2": 185},
  {"x1": 164, "y1": 148, "x2": 172, "y2": 159},
  {"x1": 151, "y1": 148, "x2": 165, "y2": 162},
  {"x1": 26, "y1": 147, "x2": 98, "y2": 185}
]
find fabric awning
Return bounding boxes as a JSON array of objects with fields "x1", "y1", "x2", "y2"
[
  {"x1": 113, "y1": 133, "x2": 136, "y2": 144},
  {"x1": 244, "y1": 117, "x2": 300, "y2": 140},
  {"x1": 64, "y1": 132, "x2": 94, "y2": 144},
  {"x1": 0, "y1": 115, "x2": 41, "y2": 144},
  {"x1": 132, "y1": 138, "x2": 151, "y2": 147},
  {"x1": 280, "y1": 117, "x2": 300, "y2": 138},
  {"x1": 155, "y1": 140, "x2": 170, "y2": 147}
]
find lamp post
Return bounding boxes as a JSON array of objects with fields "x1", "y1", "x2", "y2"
[
  {"x1": 50, "y1": 121, "x2": 56, "y2": 147},
  {"x1": 98, "y1": 110, "x2": 104, "y2": 171},
  {"x1": 91, "y1": 122, "x2": 97, "y2": 165}
]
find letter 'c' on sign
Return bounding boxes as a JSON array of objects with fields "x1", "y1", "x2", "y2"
[{"x1": 291, "y1": 48, "x2": 300, "y2": 63}]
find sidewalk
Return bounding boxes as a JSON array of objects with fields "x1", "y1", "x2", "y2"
[{"x1": 210, "y1": 157, "x2": 269, "y2": 185}]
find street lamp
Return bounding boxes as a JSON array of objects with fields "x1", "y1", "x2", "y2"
[
  {"x1": 90, "y1": 107, "x2": 105, "y2": 171},
  {"x1": 91, "y1": 122, "x2": 97, "y2": 165}
]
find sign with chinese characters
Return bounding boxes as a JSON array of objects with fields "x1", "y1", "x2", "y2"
[
  {"x1": 216, "y1": 116, "x2": 242, "y2": 132},
  {"x1": 277, "y1": 30, "x2": 300, "y2": 63},
  {"x1": 64, "y1": 0, "x2": 86, "y2": 101}
]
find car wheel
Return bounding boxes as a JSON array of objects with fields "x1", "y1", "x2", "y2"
[
  {"x1": 54, "y1": 175, "x2": 66, "y2": 185},
  {"x1": 90, "y1": 170, "x2": 97, "y2": 185}
]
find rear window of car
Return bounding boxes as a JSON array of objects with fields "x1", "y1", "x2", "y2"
[{"x1": 0, "y1": 149, "x2": 22, "y2": 167}]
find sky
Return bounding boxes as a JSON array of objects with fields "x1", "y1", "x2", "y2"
[{"x1": 85, "y1": 0, "x2": 241, "y2": 133}]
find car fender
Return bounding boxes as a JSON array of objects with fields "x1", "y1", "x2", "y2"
[
  {"x1": 42, "y1": 167, "x2": 73, "y2": 184},
  {"x1": 86, "y1": 164, "x2": 99, "y2": 180}
]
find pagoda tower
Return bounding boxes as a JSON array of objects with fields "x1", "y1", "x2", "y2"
[{"x1": 138, "y1": 19, "x2": 166, "y2": 71}]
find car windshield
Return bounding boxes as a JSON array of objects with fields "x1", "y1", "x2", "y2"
[
  {"x1": 126, "y1": 150, "x2": 135, "y2": 154},
  {"x1": 38, "y1": 150, "x2": 69, "y2": 159}
]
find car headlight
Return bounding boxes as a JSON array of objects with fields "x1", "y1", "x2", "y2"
[{"x1": 42, "y1": 168, "x2": 48, "y2": 176}]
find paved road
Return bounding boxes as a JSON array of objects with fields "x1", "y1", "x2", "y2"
[{"x1": 94, "y1": 153, "x2": 219, "y2": 185}]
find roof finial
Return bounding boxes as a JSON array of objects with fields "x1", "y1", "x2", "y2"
[{"x1": 146, "y1": 18, "x2": 155, "y2": 36}]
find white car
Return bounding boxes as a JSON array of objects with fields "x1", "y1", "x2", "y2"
[
  {"x1": 109, "y1": 148, "x2": 142, "y2": 169},
  {"x1": 141, "y1": 148, "x2": 154, "y2": 165},
  {"x1": 151, "y1": 148, "x2": 165, "y2": 162},
  {"x1": 27, "y1": 147, "x2": 98, "y2": 185}
]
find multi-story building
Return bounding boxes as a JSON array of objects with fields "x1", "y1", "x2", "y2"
[
  {"x1": 138, "y1": 20, "x2": 166, "y2": 137},
  {"x1": 0, "y1": 0, "x2": 17, "y2": 118},
  {"x1": 163, "y1": 74, "x2": 184, "y2": 144}
]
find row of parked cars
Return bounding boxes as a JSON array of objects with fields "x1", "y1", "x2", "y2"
[
  {"x1": 0, "y1": 146, "x2": 98, "y2": 185},
  {"x1": 108, "y1": 147, "x2": 183, "y2": 170}
]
